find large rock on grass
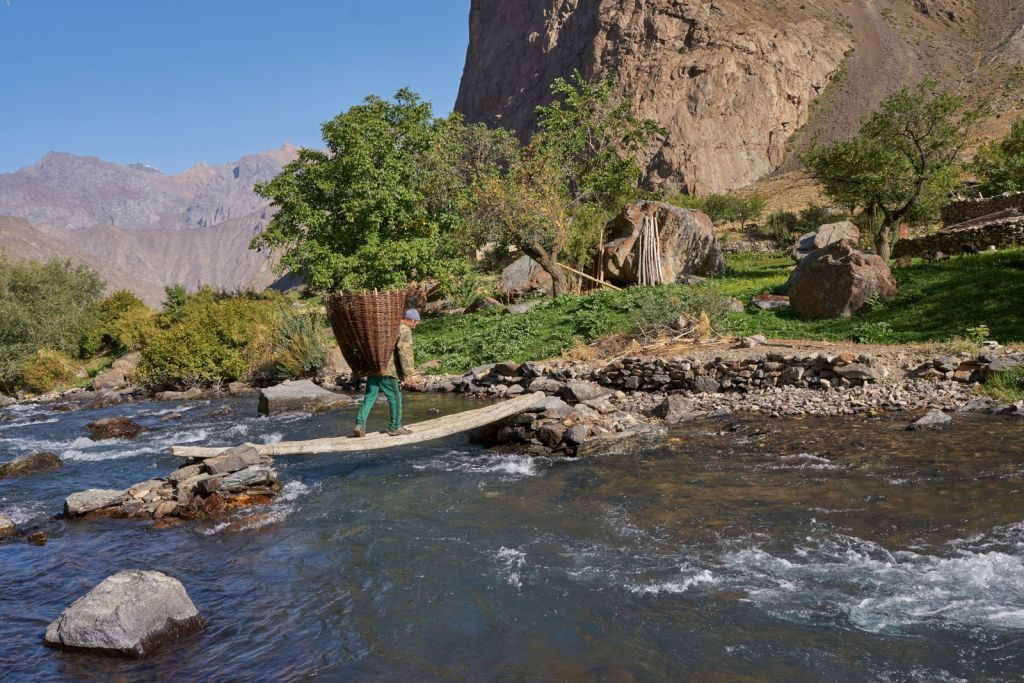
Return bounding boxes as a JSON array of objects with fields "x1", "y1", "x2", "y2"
[
  {"x1": 0, "y1": 452, "x2": 62, "y2": 479},
  {"x1": 91, "y1": 352, "x2": 142, "y2": 391},
  {"x1": 500, "y1": 255, "x2": 554, "y2": 296},
  {"x1": 317, "y1": 346, "x2": 352, "y2": 385},
  {"x1": 91, "y1": 368, "x2": 126, "y2": 391},
  {"x1": 791, "y1": 221, "x2": 860, "y2": 261},
  {"x1": 86, "y1": 416, "x2": 146, "y2": 441},
  {"x1": 257, "y1": 379, "x2": 350, "y2": 416},
  {"x1": 596, "y1": 201, "x2": 725, "y2": 286},
  {"x1": 44, "y1": 570, "x2": 204, "y2": 658},
  {"x1": 786, "y1": 241, "x2": 898, "y2": 319},
  {"x1": 111, "y1": 351, "x2": 142, "y2": 376}
]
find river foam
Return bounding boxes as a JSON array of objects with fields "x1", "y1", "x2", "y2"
[
  {"x1": 722, "y1": 527, "x2": 1024, "y2": 634},
  {"x1": 414, "y1": 451, "x2": 544, "y2": 478}
]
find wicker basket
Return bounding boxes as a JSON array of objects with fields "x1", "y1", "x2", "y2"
[{"x1": 324, "y1": 290, "x2": 408, "y2": 376}]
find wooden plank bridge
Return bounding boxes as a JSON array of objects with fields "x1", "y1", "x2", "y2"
[{"x1": 169, "y1": 391, "x2": 546, "y2": 459}]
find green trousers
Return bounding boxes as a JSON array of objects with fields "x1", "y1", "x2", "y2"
[{"x1": 355, "y1": 375, "x2": 403, "y2": 430}]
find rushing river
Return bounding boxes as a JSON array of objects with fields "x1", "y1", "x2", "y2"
[{"x1": 1, "y1": 394, "x2": 1023, "y2": 681}]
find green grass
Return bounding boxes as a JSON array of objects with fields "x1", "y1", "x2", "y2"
[
  {"x1": 715, "y1": 248, "x2": 1024, "y2": 345},
  {"x1": 415, "y1": 285, "x2": 726, "y2": 374},
  {"x1": 414, "y1": 248, "x2": 1024, "y2": 373},
  {"x1": 980, "y1": 366, "x2": 1024, "y2": 403}
]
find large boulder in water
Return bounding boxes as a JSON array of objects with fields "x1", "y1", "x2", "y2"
[
  {"x1": 791, "y1": 220, "x2": 860, "y2": 261},
  {"x1": 786, "y1": 240, "x2": 898, "y2": 319},
  {"x1": 595, "y1": 201, "x2": 725, "y2": 286},
  {"x1": 85, "y1": 416, "x2": 146, "y2": 441},
  {"x1": 44, "y1": 570, "x2": 204, "y2": 657},
  {"x1": 258, "y1": 379, "x2": 351, "y2": 416},
  {"x1": 0, "y1": 452, "x2": 62, "y2": 479}
]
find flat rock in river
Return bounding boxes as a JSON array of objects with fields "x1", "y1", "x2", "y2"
[
  {"x1": 258, "y1": 379, "x2": 351, "y2": 416},
  {"x1": 44, "y1": 570, "x2": 204, "y2": 658},
  {"x1": 64, "y1": 488, "x2": 125, "y2": 516}
]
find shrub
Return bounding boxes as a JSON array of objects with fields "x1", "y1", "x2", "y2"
[
  {"x1": 17, "y1": 349, "x2": 79, "y2": 394},
  {"x1": 136, "y1": 289, "x2": 286, "y2": 389},
  {"x1": 850, "y1": 321, "x2": 898, "y2": 344},
  {"x1": 764, "y1": 211, "x2": 799, "y2": 246},
  {"x1": 760, "y1": 205, "x2": 848, "y2": 248},
  {"x1": 670, "y1": 193, "x2": 766, "y2": 226},
  {"x1": 272, "y1": 309, "x2": 328, "y2": 379},
  {"x1": 973, "y1": 118, "x2": 1024, "y2": 196},
  {"x1": 81, "y1": 291, "x2": 156, "y2": 356},
  {"x1": 797, "y1": 204, "x2": 846, "y2": 230},
  {"x1": 0, "y1": 256, "x2": 105, "y2": 393},
  {"x1": 627, "y1": 285, "x2": 727, "y2": 342}
]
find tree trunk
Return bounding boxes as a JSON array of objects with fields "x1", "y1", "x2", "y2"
[
  {"x1": 522, "y1": 245, "x2": 570, "y2": 297},
  {"x1": 876, "y1": 224, "x2": 893, "y2": 262}
]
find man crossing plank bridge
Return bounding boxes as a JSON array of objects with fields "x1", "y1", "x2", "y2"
[{"x1": 353, "y1": 309, "x2": 420, "y2": 437}]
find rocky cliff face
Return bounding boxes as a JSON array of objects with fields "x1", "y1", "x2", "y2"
[
  {"x1": 456, "y1": 0, "x2": 1024, "y2": 195},
  {"x1": 456, "y1": 0, "x2": 852, "y2": 195},
  {"x1": 0, "y1": 147, "x2": 296, "y2": 305}
]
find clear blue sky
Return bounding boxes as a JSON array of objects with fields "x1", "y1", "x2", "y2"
[{"x1": 0, "y1": 0, "x2": 471, "y2": 173}]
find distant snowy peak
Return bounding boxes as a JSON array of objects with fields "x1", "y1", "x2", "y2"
[{"x1": 128, "y1": 161, "x2": 162, "y2": 173}]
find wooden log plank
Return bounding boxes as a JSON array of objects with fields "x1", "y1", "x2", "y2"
[{"x1": 169, "y1": 391, "x2": 547, "y2": 458}]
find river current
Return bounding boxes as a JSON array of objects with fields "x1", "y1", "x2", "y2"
[{"x1": 1, "y1": 394, "x2": 1023, "y2": 681}]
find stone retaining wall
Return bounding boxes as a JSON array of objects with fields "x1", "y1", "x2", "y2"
[
  {"x1": 892, "y1": 218, "x2": 1024, "y2": 258},
  {"x1": 942, "y1": 192, "x2": 1024, "y2": 226},
  {"x1": 592, "y1": 353, "x2": 880, "y2": 392}
]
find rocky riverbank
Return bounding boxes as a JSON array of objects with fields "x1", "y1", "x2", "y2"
[
  {"x1": 3, "y1": 339, "x2": 1022, "y2": 467},
  {"x1": 61, "y1": 445, "x2": 282, "y2": 528},
  {"x1": 412, "y1": 341, "x2": 1024, "y2": 454}
]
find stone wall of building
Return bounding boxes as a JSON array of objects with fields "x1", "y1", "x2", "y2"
[
  {"x1": 941, "y1": 192, "x2": 1024, "y2": 226},
  {"x1": 892, "y1": 218, "x2": 1024, "y2": 258}
]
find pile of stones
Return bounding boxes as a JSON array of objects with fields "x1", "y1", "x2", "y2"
[
  {"x1": 470, "y1": 381, "x2": 664, "y2": 456},
  {"x1": 910, "y1": 352, "x2": 1023, "y2": 384},
  {"x1": 62, "y1": 445, "x2": 280, "y2": 526}
]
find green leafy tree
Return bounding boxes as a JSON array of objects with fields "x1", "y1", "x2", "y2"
[
  {"x1": 973, "y1": 118, "x2": 1024, "y2": 196},
  {"x1": 251, "y1": 89, "x2": 473, "y2": 293},
  {"x1": 535, "y1": 71, "x2": 666, "y2": 211},
  {"x1": 0, "y1": 255, "x2": 104, "y2": 392},
  {"x1": 802, "y1": 80, "x2": 986, "y2": 260},
  {"x1": 737, "y1": 194, "x2": 766, "y2": 227},
  {"x1": 471, "y1": 71, "x2": 665, "y2": 295},
  {"x1": 162, "y1": 284, "x2": 189, "y2": 315}
]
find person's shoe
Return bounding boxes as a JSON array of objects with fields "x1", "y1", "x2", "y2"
[
  {"x1": 387, "y1": 427, "x2": 412, "y2": 436},
  {"x1": 352, "y1": 424, "x2": 366, "y2": 438}
]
